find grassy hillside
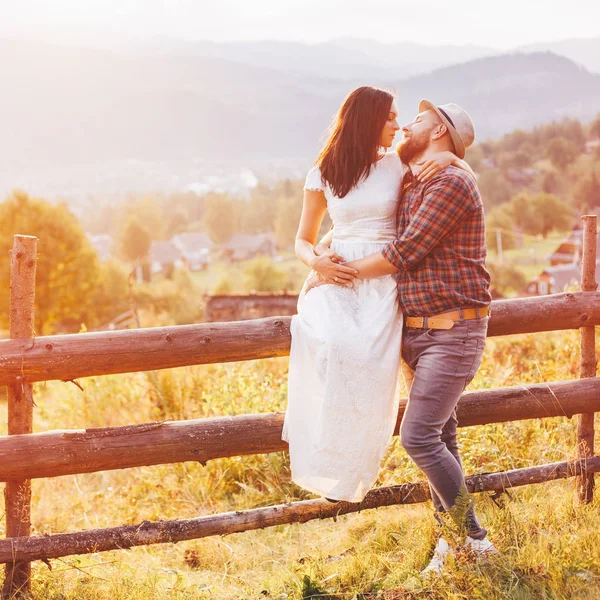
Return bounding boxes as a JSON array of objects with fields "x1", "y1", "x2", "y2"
[{"x1": 0, "y1": 328, "x2": 598, "y2": 598}]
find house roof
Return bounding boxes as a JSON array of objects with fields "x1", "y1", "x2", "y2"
[
  {"x1": 539, "y1": 264, "x2": 581, "y2": 291},
  {"x1": 566, "y1": 230, "x2": 600, "y2": 243},
  {"x1": 537, "y1": 263, "x2": 600, "y2": 291},
  {"x1": 149, "y1": 241, "x2": 181, "y2": 264},
  {"x1": 172, "y1": 232, "x2": 213, "y2": 251},
  {"x1": 549, "y1": 231, "x2": 600, "y2": 261}
]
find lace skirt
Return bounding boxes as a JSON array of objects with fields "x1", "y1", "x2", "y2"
[{"x1": 282, "y1": 240, "x2": 403, "y2": 502}]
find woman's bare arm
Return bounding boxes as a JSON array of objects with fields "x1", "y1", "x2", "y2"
[{"x1": 295, "y1": 190, "x2": 357, "y2": 283}]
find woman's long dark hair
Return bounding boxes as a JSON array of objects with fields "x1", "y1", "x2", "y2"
[{"x1": 317, "y1": 86, "x2": 394, "y2": 198}]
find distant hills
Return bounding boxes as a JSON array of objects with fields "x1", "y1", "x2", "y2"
[
  {"x1": 25, "y1": 33, "x2": 600, "y2": 78},
  {"x1": 519, "y1": 37, "x2": 600, "y2": 75},
  {"x1": 1, "y1": 37, "x2": 600, "y2": 199},
  {"x1": 394, "y1": 52, "x2": 600, "y2": 138},
  {"x1": 158, "y1": 38, "x2": 497, "y2": 80}
]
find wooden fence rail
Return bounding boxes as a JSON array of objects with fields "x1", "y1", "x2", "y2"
[
  {"x1": 0, "y1": 291, "x2": 599, "y2": 387},
  {"x1": 0, "y1": 377, "x2": 598, "y2": 482},
  {"x1": 0, "y1": 456, "x2": 599, "y2": 565}
]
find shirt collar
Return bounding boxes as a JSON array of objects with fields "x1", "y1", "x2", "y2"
[{"x1": 403, "y1": 167, "x2": 417, "y2": 189}]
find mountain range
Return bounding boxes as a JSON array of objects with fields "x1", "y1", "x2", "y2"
[
  {"x1": 519, "y1": 37, "x2": 600, "y2": 75},
  {"x1": 2, "y1": 36, "x2": 600, "y2": 199},
  {"x1": 15, "y1": 32, "x2": 600, "y2": 78}
]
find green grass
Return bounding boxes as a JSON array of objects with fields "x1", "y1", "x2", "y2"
[
  {"x1": 500, "y1": 234, "x2": 565, "y2": 264},
  {"x1": 488, "y1": 233, "x2": 567, "y2": 284},
  {"x1": 0, "y1": 330, "x2": 599, "y2": 598}
]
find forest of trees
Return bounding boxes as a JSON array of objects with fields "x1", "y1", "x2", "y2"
[{"x1": 470, "y1": 115, "x2": 600, "y2": 249}]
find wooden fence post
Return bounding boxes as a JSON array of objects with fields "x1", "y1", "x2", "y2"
[
  {"x1": 577, "y1": 215, "x2": 598, "y2": 504},
  {"x1": 2, "y1": 236, "x2": 37, "y2": 599}
]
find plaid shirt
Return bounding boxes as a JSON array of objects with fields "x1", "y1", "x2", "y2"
[{"x1": 382, "y1": 165, "x2": 491, "y2": 317}]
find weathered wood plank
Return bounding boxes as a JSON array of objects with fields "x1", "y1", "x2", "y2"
[
  {"x1": 3, "y1": 235, "x2": 37, "y2": 599},
  {"x1": 0, "y1": 378, "x2": 598, "y2": 482},
  {"x1": 0, "y1": 456, "x2": 598, "y2": 565},
  {"x1": 577, "y1": 215, "x2": 598, "y2": 503},
  {"x1": 0, "y1": 292, "x2": 599, "y2": 386}
]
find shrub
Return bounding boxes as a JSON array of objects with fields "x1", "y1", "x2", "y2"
[
  {"x1": 243, "y1": 256, "x2": 286, "y2": 292},
  {"x1": 487, "y1": 262, "x2": 528, "y2": 296}
]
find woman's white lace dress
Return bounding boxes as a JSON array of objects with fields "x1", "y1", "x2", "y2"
[{"x1": 282, "y1": 152, "x2": 405, "y2": 502}]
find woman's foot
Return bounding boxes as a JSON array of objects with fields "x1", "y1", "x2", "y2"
[{"x1": 324, "y1": 497, "x2": 339, "y2": 503}]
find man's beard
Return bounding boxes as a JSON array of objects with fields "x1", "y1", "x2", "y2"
[{"x1": 397, "y1": 131, "x2": 430, "y2": 164}]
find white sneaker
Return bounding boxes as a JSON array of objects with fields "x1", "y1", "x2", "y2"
[
  {"x1": 420, "y1": 537, "x2": 452, "y2": 576},
  {"x1": 465, "y1": 536, "x2": 499, "y2": 558}
]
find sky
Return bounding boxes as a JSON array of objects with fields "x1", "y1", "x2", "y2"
[{"x1": 0, "y1": 0, "x2": 598, "y2": 49}]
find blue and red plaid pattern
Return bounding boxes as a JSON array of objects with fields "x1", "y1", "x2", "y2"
[{"x1": 382, "y1": 165, "x2": 492, "y2": 317}]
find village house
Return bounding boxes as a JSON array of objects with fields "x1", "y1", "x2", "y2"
[
  {"x1": 524, "y1": 226, "x2": 600, "y2": 295},
  {"x1": 171, "y1": 232, "x2": 213, "y2": 270},
  {"x1": 524, "y1": 264, "x2": 580, "y2": 296},
  {"x1": 524, "y1": 262, "x2": 600, "y2": 296},
  {"x1": 149, "y1": 240, "x2": 182, "y2": 276},
  {"x1": 585, "y1": 139, "x2": 600, "y2": 154},
  {"x1": 548, "y1": 239, "x2": 580, "y2": 266},
  {"x1": 222, "y1": 233, "x2": 277, "y2": 262},
  {"x1": 548, "y1": 229, "x2": 600, "y2": 266}
]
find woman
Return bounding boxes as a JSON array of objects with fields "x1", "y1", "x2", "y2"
[{"x1": 282, "y1": 86, "x2": 473, "y2": 502}]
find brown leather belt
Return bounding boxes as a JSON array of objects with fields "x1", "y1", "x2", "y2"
[{"x1": 405, "y1": 306, "x2": 490, "y2": 330}]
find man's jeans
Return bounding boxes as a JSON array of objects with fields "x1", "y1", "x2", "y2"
[{"x1": 400, "y1": 316, "x2": 488, "y2": 540}]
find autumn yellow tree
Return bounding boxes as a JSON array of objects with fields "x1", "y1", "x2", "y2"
[
  {"x1": 118, "y1": 218, "x2": 152, "y2": 264},
  {"x1": 122, "y1": 195, "x2": 166, "y2": 241},
  {"x1": 572, "y1": 171, "x2": 600, "y2": 211},
  {"x1": 546, "y1": 136, "x2": 580, "y2": 170},
  {"x1": 203, "y1": 193, "x2": 238, "y2": 245},
  {"x1": 274, "y1": 195, "x2": 301, "y2": 249},
  {"x1": 0, "y1": 191, "x2": 102, "y2": 334}
]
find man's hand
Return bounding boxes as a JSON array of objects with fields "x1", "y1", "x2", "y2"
[
  {"x1": 314, "y1": 227, "x2": 335, "y2": 257},
  {"x1": 314, "y1": 243, "x2": 342, "y2": 260},
  {"x1": 310, "y1": 253, "x2": 357, "y2": 284},
  {"x1": 304, "y1": 271, "x2": 329, "y2": 294}
]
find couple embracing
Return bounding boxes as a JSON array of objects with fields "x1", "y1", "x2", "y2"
[{"x1": 282, "y1": 86, "x2": 496, "y2": 575}]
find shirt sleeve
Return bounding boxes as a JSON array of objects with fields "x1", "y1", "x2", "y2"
[
  {"x1": 382, "y1": 173, "x2": 478, "y2": 272},
  {"x1": 304, "y1": 165, "x2": 324, "y2": 191}
]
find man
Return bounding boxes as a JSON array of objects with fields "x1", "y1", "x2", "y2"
[{"x1": 314, "y1": 101, "x2": 496, "y2": 574}]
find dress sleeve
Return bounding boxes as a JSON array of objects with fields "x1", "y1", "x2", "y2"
[{"x1": 304, "y1": 165, "x2": 324, "y2": 191}]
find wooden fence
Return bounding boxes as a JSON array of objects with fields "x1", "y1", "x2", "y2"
[
  {"x1": 204, "y1": 292, "x2": 298, "y2": 322},
  {"x1": 0, "y1": 217, "x2": 598, "y2": 598}
]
